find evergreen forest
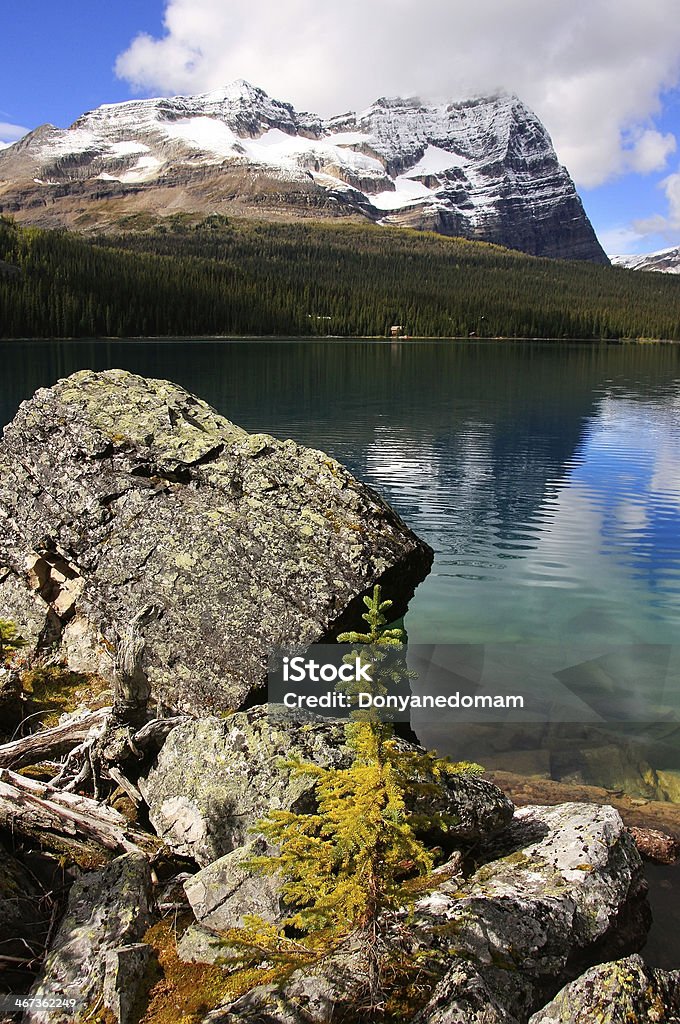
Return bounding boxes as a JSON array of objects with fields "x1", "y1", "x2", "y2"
[{"x1": 1, "y1": 214, "x2": 680, "y2": 340}]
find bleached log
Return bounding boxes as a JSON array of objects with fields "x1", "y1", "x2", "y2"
[
  {"x1": 0, "y1": 709, "x2": 110, "y2": 770},
  {"x1": 0, "y1": 768, "x2": 160, "y2": 861}
]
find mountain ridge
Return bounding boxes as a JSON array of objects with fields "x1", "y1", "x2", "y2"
[
  {"x1": 611, "y1": 246, "x2": 680, "y2": 274},
  {"x1": 0, "y1": 79, "x2": 608, "y2": 263}
]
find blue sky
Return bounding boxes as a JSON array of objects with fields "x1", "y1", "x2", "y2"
[{"x1": 3, "y1": 0, "x2": 680, "y2": 256}]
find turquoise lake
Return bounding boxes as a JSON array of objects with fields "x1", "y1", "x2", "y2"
[{"x1": 2, "y1": 338, "x2": 680, "y2": 792}]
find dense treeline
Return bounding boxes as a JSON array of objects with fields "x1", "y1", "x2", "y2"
[{"x1": 2, "y1": 214, "x2": 680, "y2": 339}]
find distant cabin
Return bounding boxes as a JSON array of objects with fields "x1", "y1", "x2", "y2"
[{"x1": 390, "y1": 325, "x2": 404, "y2": 338}]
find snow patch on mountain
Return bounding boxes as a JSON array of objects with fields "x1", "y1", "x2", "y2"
[
  {"x1": 0, "y1": 79, "x2": 608, "y2": 263},
  {"x1": 611, "y1": 247, "x2": 680, "y2": 274}
]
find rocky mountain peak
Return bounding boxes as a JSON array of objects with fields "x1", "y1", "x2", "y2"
[{"x1": 0, "y1": 81, "x2": 607, "y2": 263}]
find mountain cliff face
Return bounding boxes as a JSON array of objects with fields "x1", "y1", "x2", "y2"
[
  {"x1": 611, "y1": 247, "x2": 680, "y2": 274},
  {"x1": 0, "y1": 80, "x2": 607, "y2": 263}
]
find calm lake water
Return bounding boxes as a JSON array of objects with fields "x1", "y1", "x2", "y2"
[{"x1": 2, "y1": 338, "x2": 680, "y2": 788}]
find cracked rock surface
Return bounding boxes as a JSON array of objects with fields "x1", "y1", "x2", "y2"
[{"x1": 0, "y1": 369, "x2": 433, "y2": 715}]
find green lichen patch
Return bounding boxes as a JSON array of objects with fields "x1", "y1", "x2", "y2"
[{"x1": 21, "y1": 665, "x2": 111, "y2": 725}]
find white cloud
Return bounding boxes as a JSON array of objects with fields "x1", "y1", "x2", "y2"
[
  {"x1": 598, "y1": 226, "x2": 646, "y2": 256},
  {"x1": 115, "y1": 0, "x2": 680, "y2": 187},
  {"x1": 633, "y1": 168, "x2": 680, "y2": 237},
  {"x1": 623, "y1": 129, "x2": 676, "y2": 174},
  {"x1": 0, "y1": 121, "x2": 30, "y2": 148}
]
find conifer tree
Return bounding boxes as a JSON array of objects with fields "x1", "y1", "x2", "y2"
[{"x1": 224, "y1": 587, "x2": 482, "y2": 1011}]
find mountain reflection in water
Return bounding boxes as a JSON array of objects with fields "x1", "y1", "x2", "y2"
[{"x1": 2, "y1": 338, "x2": 680, "y2": 795}]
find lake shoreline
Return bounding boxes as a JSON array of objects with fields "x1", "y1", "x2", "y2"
[{"x1": 2, "y1": 334, "x2": 680, "y2": 344}]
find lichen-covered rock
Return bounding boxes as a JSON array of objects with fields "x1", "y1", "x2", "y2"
[
  {"x1": 409, "y1": 803, "x2": 649, "y2": 1021},
  {"x1": 177, "y1": 924, "x2": 226, "y2": 965},
  {"x1": 200, "y1": 802, "x2": 649, "y2": 1024},
  {"x1": 25, "y1": 852, "x2": 155, "y2": 1024},
  {"x1": 412, "y1": 959, "x2": 519, "y2": 1024},
  {"x1": 0, "y1": 369, "x2": 432, "y2": 715},
  {"x1": 528, "y1": 954, "x2": 680, "y2": 1023},
  {"x1": 139, "y1": 707, "x2": 514, "y2": 866},
  {"x1": 206, "y1": 946, "x2": 366, "y2": 1024},
  {"x1": 184, "y1": 838, "x2": 286, "y2": 931},
  {"x1": 102, "y1": 943, "x2": 152, "y2": 1024}
]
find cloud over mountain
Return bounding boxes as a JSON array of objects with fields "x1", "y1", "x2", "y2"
[{"x1": 115, "y1": 0, "x2": 680, "y2": 188}]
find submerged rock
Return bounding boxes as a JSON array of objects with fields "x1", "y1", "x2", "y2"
[
  {"x1": 0, "y1": 369, "x2": 432, "y2": 715},
  {"x1": 140, "y1": 707, "x2": 514, "y2": 866},
  {"x1": 628, "y1": 825, "x2": 680, "y2": 864},
  {"x1": 528, "y1": 954, "x2": 680, "y2": 1023}
]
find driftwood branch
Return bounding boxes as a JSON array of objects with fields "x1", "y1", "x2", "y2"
[
  {"x1": 0, "y1": 768, "x2": 161, "y2": 862},
  {"x1": 0, "y1": 711, "x2": 188, "y2": 779},
  {"x1": 0, "y1": 709, "x2": 111, "y2": 770}
]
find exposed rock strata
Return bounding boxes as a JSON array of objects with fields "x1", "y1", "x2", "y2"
[
  {"x1": 0, "y1": 80, "x2": 607, "y2": 262},
  {"x1": 0, "y1": 369, "x2": 432, "y2": 716}
]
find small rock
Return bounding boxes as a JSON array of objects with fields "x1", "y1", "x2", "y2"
[
  {"x1": 177, "y1": 924, "x2": 226, "y2": 965},
  {"x1": 103, "y1": 944, "x2": 152, "y2": 1024},
  {"x1": 184, "y1": 838, "x2": 286, "y2": 931},
  {"x1": 412, "y1": 958, "x2": 519, "y2": 1023},
  {"x1": 528, "y1": 954, "x2": 680, "y2": 1023}
]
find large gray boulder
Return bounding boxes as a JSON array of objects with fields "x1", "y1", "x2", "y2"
[
  {"x1": 0, "y1": 369, "x2": 432, "y2": 715},
  {"x1": 139, "y1": 707, "x2": 514, "y2": 866},
  {"x1": 409, "y1": 803, "x2": 649, "y2": 1021},
  {"x1": 528, "y1": 954, "x2": 680, "y2": 1024},
  {"x1": 202, "y1": 802, "x2": 648, "y2": 1024},
  {"x1": 25, "y1": 851, "x2": 155, "y2": 1024}
]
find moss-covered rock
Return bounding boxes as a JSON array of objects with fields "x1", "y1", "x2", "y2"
[
  {"x1": 528, "y1": 954, "x2": 680, "y2": 1023},
  {"x1": 0, "y1": 369, "x2": 433, "y2": 716}
]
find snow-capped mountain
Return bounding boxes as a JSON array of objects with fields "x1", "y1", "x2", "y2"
[
  {"x1": 0, "y1": 80, "x2": 607, "y2": 263},
  {"x1": 611, "y1": 247, "x2": 680, "y2": 274}
]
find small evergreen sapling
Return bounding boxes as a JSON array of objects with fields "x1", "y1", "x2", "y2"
[
  {"x1": 0, "y1": 619, "x2": 26, "y2": 663},
  {"x1": 224, "y1": 586, "x2": 483, "y2": 1010}
]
